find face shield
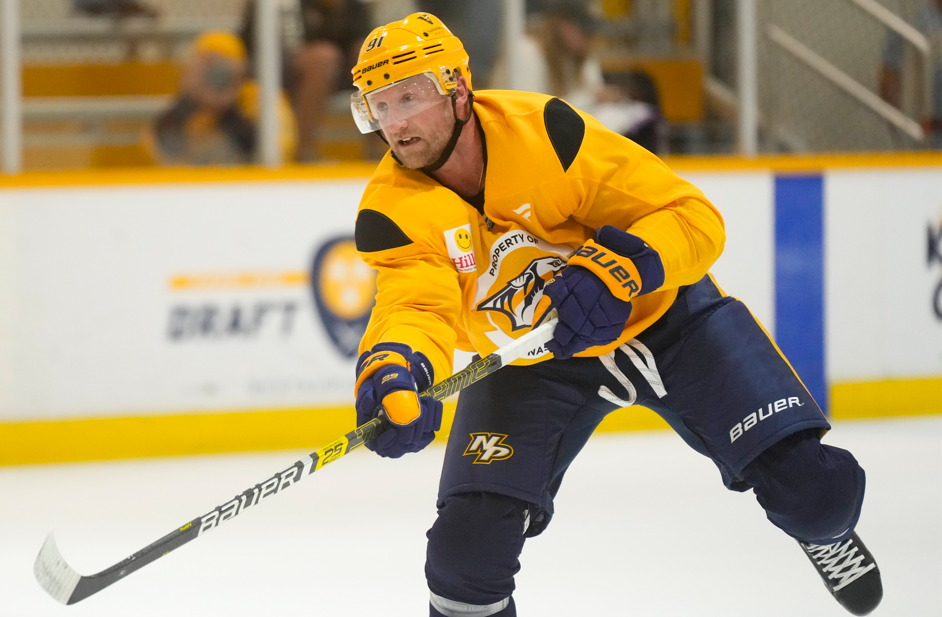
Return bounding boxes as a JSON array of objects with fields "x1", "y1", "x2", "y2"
[{"x1": 351, "y1": 73, "x2": 452, "y2": 134}]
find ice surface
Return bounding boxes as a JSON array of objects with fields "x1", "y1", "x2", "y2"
[{"x1": 2, "y1": 417, "x2": 939, "y2": 616}]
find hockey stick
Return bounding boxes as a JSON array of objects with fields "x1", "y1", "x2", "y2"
[{"x1": 34, "y1": 316, "x2": 558, "y2": 605}]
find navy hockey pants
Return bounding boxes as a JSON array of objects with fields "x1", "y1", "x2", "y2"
[{"x1": 426, "y1": 276, "x2": 866, "y2": 616}]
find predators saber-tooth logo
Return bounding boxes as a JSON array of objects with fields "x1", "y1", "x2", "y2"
[
  {"x1": 477, "y1": 256, "x2": 565, "y2": 331},
  {"x1": 464, "y1": 433, "x2": 514, "y2": 464}
]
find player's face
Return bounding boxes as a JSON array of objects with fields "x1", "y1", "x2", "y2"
[{"x1": 367, "y1": 75, "x2": 453, "y2": 169}]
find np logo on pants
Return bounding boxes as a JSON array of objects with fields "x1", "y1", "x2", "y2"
[{"x1": 464, "y1": 433, "x2": 513, "y2": 464}]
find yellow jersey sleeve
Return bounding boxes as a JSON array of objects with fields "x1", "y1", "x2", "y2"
[
  {"x1": 565, "y1": 113, "x2": 726, "y2": 292},
  {"x1": 360, "y1": 249, "x2": 460, "y2": 387},
  {"x1": 355, "y1": 174, "x2": 468, "y2": 386}
]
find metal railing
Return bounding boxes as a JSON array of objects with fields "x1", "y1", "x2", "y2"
[
  {"x1": 762, "y1": 0, "x2": 931, "y2": 151},
  {"x1": 847, "y1": 0, "x2": 933, "y2": 127},
  {"x1": 767, "y1": 23, "x2": 924, "y2": 141}
]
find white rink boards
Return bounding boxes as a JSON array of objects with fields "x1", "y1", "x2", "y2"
[
  {"x1": 0, "y1": 417, "x2": 939, "y2": 617},
  {"x1": 0, "y1": 161, "x2": 939, "y2": 424}
]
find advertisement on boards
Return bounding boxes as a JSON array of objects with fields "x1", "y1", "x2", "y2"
[{"x1": 0, "y1": 180, "x2": 373, "y2": 419}]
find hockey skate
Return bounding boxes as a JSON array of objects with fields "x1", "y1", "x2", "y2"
[{"x1": 799, "y1": 532, "x2": 883, "y2": 615}]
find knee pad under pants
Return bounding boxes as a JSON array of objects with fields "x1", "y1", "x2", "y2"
[
  {"x1": 741, "y1": 429, "x2": 866, "y2": 544},
  {"x1": 426, "y1": 492, "x2": 528, "y2": 616}
]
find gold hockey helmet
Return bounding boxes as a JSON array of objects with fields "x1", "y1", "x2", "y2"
[{"x1": 350, "y1": 13, "x2": 472, "y2": 134}]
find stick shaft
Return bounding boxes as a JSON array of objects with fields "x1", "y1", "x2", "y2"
[
  {"x1": 62, "y1": 416, "x2": 385, "y2": 603},
  {"x1": 39, "y1": 318, "x2": 557, "y2": 604}
]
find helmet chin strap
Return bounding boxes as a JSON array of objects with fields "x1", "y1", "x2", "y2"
[
  {"x1": 419, "y1": 90, "x2": 474, "y2": 173},
  {"x1": 376, "y1": 91, "x2": 475, "y2": 171}
]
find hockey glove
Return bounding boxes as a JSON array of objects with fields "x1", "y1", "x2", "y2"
[
  {"x1": 354, "y1": 342, "x2": 443, "y2": 459},
  {"x1": 544, "y1": 225, "x2": 665, "y2": 359}
]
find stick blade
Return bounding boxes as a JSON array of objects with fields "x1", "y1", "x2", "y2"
[{"x1": 34, "y1": 532, "x2": 81, "y2": 605}]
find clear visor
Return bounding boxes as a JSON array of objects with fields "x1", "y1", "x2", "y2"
[{"x1": 351, "y1": 73, "x2": 451, "y2": 134}]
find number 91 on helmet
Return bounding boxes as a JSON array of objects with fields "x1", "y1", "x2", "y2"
[{"x1": 350, "y1": 13, "x2": 472, "y2": 134}]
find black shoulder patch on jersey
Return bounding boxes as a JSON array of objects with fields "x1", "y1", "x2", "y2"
[
  {"x1": 544, "y1": 98, "x2": 585, "y2": 172},
  {"x1": 355, "y1": 209, "x2": 413, "y2": 252}
]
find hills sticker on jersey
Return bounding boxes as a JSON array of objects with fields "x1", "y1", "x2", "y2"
[{"x1": 445, "y1": 224, "x2": 477, "y2": 273}]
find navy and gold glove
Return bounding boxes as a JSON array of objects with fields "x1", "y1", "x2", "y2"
[
  {"x1": 354, "y1": 342, "x2": 443, "y2": 459},
  {"x1": 544, "y1": 225, "x2": 665, "y2": 359}
]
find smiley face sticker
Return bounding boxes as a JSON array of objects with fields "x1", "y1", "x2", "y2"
[
  {"x1": 444, "y1": 224, "x2": 477, "y2": 273},
  {"x1": 455, "y1": 228, "x2": 473, "y2": 252}
]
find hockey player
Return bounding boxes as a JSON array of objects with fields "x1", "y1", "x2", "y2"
[{"x1": 349, "y1": 13, "x2": 883, "y2": 617}]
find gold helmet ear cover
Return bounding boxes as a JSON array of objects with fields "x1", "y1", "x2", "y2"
[{"x1": 350, "y1": 12, "x2": 472, "y2": 134}]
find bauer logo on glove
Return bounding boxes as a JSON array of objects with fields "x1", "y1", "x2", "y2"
[
  {"x1": 544, "y1": 226, "x2": 666, "y2": 359},
  {"x1": 567, "y1": 241, "x2": 643, "y2": 301}
]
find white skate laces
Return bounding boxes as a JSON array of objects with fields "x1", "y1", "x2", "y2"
[
  {"x1": 801, "y1": 538, "x2": 875, "y2": 591},
  {"x1": 799, "y1": 532, "x2": 883, "y2": 616}
]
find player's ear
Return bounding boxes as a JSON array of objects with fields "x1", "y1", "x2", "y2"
[{"x1": 454, "y1": 76, "x2": 471, "y2": 117}]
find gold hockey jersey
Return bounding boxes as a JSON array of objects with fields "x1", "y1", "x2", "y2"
[{"x1": 354, "y1": 90, "x2": 725, "y2": 384}]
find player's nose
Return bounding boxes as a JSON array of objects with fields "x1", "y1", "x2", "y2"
[
  {"x1": 385, "y1": 118, "x2": 409, "y2": 136},
  {"x1": 383, "y1": 120, "x2": 409, "y2": 141}
]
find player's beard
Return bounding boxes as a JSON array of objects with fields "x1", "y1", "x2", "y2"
[{"x1": 386, "y1": 104, "x2": 454, "y2": 169}]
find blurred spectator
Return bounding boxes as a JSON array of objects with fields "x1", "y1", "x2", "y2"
[
  {"x1": 498, "y1": 1, "x2": 664, "y2": 152},
  {"x1": 73, "y1": 0, "x2": 157, "y2": 18},
  {"x1": 596, "y1": 71, "x2": 666, "y2": 154},
  {"x1": 241, "y1": 0, "x2": 372, "y2": 162},
  {"x1": 148, "y1": 31, "x2": 297, "y2": 166},
  {"x1": 416, "y1": 0, "x2": 504, "y2": 88},
  {"x1": 879, "y1": 0, "x2": 942, "y2": 148},
  {"x1": 507, "y1": 0, "x2": 606, "y2": 111}
]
